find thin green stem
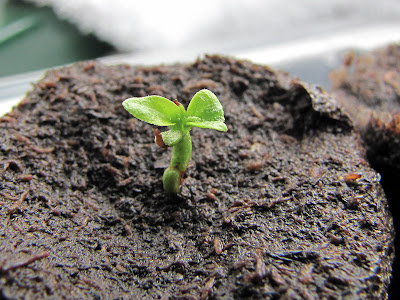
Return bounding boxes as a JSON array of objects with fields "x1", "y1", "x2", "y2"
[{"x1": 163, "y1": 132, "x2": 192, "y2": 194}]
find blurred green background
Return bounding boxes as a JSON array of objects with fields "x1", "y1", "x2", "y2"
[{"x1": 0, "y1": 0, "x2": 114, "y2": 78}]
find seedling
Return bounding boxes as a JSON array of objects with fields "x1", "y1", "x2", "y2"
[{"x1": 122, "y1": 89, "x2": 227, "y2": 194}]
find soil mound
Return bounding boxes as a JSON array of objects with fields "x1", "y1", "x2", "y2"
[{"x1": 1, "y1": 56, "x2": 394, "y2": 299}]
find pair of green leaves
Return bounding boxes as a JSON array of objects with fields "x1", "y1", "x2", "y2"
[{"x1": 122, "y1": 89, "x2": 227, "y2": 146}]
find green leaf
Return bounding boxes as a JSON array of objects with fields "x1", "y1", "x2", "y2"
[
  {"x1": 161, "y1": 129, "x2": 184, "y2": 146},
  {"x1": 185, "y1": 118, "x2": 228, "y2": 131},
  {"x1": 122, "y1": 95, "x2": 182, "y2": 126},
  {"x1": 186, "y1": 89, "x2": 227, "y2": 131}
]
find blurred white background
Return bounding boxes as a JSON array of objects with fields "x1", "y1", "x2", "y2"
[{"x1": 27, "y1": 0, "x2": 400, "y2": 52}]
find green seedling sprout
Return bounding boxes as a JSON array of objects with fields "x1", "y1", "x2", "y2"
[{"x1": 122, "y1": 89, "x2": 227, "y2": 194}]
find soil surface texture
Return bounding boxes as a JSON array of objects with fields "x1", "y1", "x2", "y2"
[
  {"x1": 0, "y1": 56, "x2": 395, "y2": 299},
  {"x1": 330, "y1": 43, "x2": 400, "y2": 298},
  {"x1": 330, "y1": 44, "x2": 400, "y2": 173}
]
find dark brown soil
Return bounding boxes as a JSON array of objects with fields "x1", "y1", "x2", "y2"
[
  {"x1": 0, "y1": 56, "x2": 394, "y2": 299},
  {"x1": 330, "y1": 44, "x2": 400, "y2": 173},
  {"x1": 330, "y1": 44, "x2": 400, "y2": 299}
]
